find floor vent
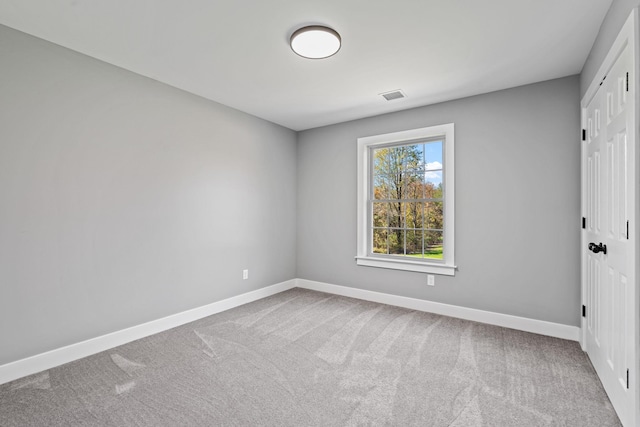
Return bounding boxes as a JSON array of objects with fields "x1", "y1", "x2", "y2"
[{"x1": 380, "y1": 90, "x2": 406, "y2": 101}]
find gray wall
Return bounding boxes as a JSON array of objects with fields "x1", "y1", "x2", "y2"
[
  {"x1": 297, "y1": 76, "x2": 581, "y2": 326},
  {"x1": 581, "y1": 0, "x2": 639, "y2": 96},
  {"x1": 0, "y1": 25, "x2": 297, "y2": 365},
  {"x1": 0, "y1": 12, "x2": 594, "y2": 367}
]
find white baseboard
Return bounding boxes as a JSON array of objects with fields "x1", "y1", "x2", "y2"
[
  {"x1": 0, "y1": 277, "x2": 580, "y2": 386},
  {"x1": 0, "y1": 279, "x2": 297, "y2": 385},
  {"x1": 296, "y1": 279, "x2": 580, "y2": 342}
]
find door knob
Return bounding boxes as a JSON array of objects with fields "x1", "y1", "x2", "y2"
[{"x1": 588, "y1": 242, "x2": 607, "y2": 255}]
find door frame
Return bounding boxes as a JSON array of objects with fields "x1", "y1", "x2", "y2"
[{"x1": 580, "y1": 8, "x2": 639, "y2": 426}]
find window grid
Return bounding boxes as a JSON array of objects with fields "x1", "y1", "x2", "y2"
[{"x1": 369, "y1": 140, "x2": 444, "y2": 260}]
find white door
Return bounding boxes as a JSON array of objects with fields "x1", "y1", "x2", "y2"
[{"x1": 583, "y1": 24, "x2": 636, "y2": 426}]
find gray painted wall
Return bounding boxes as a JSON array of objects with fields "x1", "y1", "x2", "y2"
[
  {"x1": 0, "y1": 25, "x2": 297, "y2": 365},
  {"x1": 297, "y1": 76, "x2": 581, "y2": 326},
  {"x1": 0, "y1": 10, "x2": 596, "y2": 367},
  {"x1": 581, "y1": 0, "x2": 639, "y2": 96}
]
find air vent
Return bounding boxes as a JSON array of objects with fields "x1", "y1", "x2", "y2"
[{"x1": 380, "y1": 90, "x2": 406, "y2": 101}]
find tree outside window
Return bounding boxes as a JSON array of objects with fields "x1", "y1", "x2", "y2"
[{"x1": 371, "y1": 140, "x2": 444, "y2": 259}]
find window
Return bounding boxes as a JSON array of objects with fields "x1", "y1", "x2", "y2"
[{"x1": 356, "y1": 124, "x2": 455, "y2": 275}]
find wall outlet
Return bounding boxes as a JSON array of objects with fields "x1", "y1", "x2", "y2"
[
  {"x1": 427, "y1": 274, "x2": 435, "y2": 286},
  {"x1": 242, "y1": 269, "x2": 249, "y2": 280}
]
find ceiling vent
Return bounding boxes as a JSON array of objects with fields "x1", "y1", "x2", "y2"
[{"x1": 380, "y1": 90, "x2": 406, "y2": 101}]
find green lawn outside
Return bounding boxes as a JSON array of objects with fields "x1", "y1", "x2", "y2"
[
  {"x1": 406, "y1": 245, "x2": 443, "y2": 259},
  {"x1": 373, "y1": 245, "x2": 443, "y2": 259}
]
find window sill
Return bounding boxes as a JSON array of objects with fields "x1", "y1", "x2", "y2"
[{"x1": 355, "y1": 256, "x2": 456, "y2": 276}]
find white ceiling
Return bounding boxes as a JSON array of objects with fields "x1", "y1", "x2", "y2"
[{"x1": 0, "y1": 0, "x2": 612, "y2": 131}]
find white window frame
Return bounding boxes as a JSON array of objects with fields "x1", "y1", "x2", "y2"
[{"x1": 355, "y1": 123, "x2": 456, "y2": 276}]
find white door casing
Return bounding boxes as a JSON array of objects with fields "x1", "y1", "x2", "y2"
[{"x1": 581, "y1": 9, "x2": 638, "y2": 427}]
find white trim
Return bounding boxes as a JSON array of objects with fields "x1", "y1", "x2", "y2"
[
  {"x1": 356, "y1": 123, "x2": 455, "y2": 276},
  {"x1": 354, "y1": 256, "x2": 456, "y2": 275},
  {"x1": 0, "y1": 279, "x2": 297, "y2": 385},
  {"x1": 296, "y1": 279, "x2": 579, "y2": 341}
]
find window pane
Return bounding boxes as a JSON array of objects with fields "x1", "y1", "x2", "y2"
[
  {"x1": 372, "y1": 229, "x2": 388, "y2": 254},
  {"x1": 425, "y1": 140, "x2": 443, "y2": 170},
  {"x1": 373, "y1": 148, "x2": 390, "y2": 199},
  {"x1": 405, "y1": 175, "x2": 425, "y2": 199},
  {"x1": 388, "y1": 145, "x2": 421, "y2": 172},
  {"x1": 426, "y1": 202, "x2": 444, "y2": 230},
  {"x1": 388, "y1": 229, "x2": 404, "y2": 255},
  {"x1": 406, "y1": 230, "x2": 423, "y2": 257},
  {"x1": 424, "y1": 171, "x2": 443, "y2": 198},
  {"x1": 373, "y1": 179, "x2": 389, "y2": 200},
  {"x1": 423, "y1": 230, "x2": 443, "y2": 259},
  {"x1": 388, "y1": 202, "x2": 404, "y2": 229},
  {"x1": 374, "y1": 144, "x2": 424, "y2": 201},
  {"x1": 424, "y1": 140, "x2": 443, "y2": 199},
  {"x1": 372, "y1": 202, "x2": 390, "y2": 227},
  {"x1": 414, "y1": 143, "x2": 425, "y2": 168},
  {"x1": 406, "y1": 201, "x2": 424, "y2": 229}
]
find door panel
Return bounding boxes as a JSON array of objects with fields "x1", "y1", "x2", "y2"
[{"x1": 583, "y1": 37, "x2": 636, "y2": 426}]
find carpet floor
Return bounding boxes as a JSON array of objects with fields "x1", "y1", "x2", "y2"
[{"x1": 0, "y1": 288, "x2": 621, "y2": 426}]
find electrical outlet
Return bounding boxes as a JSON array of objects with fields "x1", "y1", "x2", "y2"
[
  {"x1": 427, "y1": 274, "x2": 435, "y2": 286},
  {"x1": 242, "y1": 269, "x2": 249, "y2": 280}
]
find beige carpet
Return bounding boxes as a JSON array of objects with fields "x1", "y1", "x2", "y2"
[{"x1": 0, "y1": 288, "x2": 621, "y2": 426}]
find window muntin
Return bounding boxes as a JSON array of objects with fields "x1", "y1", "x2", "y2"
[{"x1": 356, "y1": 124, "x2": 455, "y2": 276}]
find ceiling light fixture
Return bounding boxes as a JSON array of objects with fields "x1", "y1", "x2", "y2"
[{"x1": 290, "y1": 25, "x2": 341, "y2": 59}]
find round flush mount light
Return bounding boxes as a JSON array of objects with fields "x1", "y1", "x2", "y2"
[{"x1": 290, "y1": 25, "x2": 341, "y2": 59}]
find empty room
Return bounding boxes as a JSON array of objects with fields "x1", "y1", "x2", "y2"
[{"x1": 1, "y1": 0, "x2": 639, "y2": 426}]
